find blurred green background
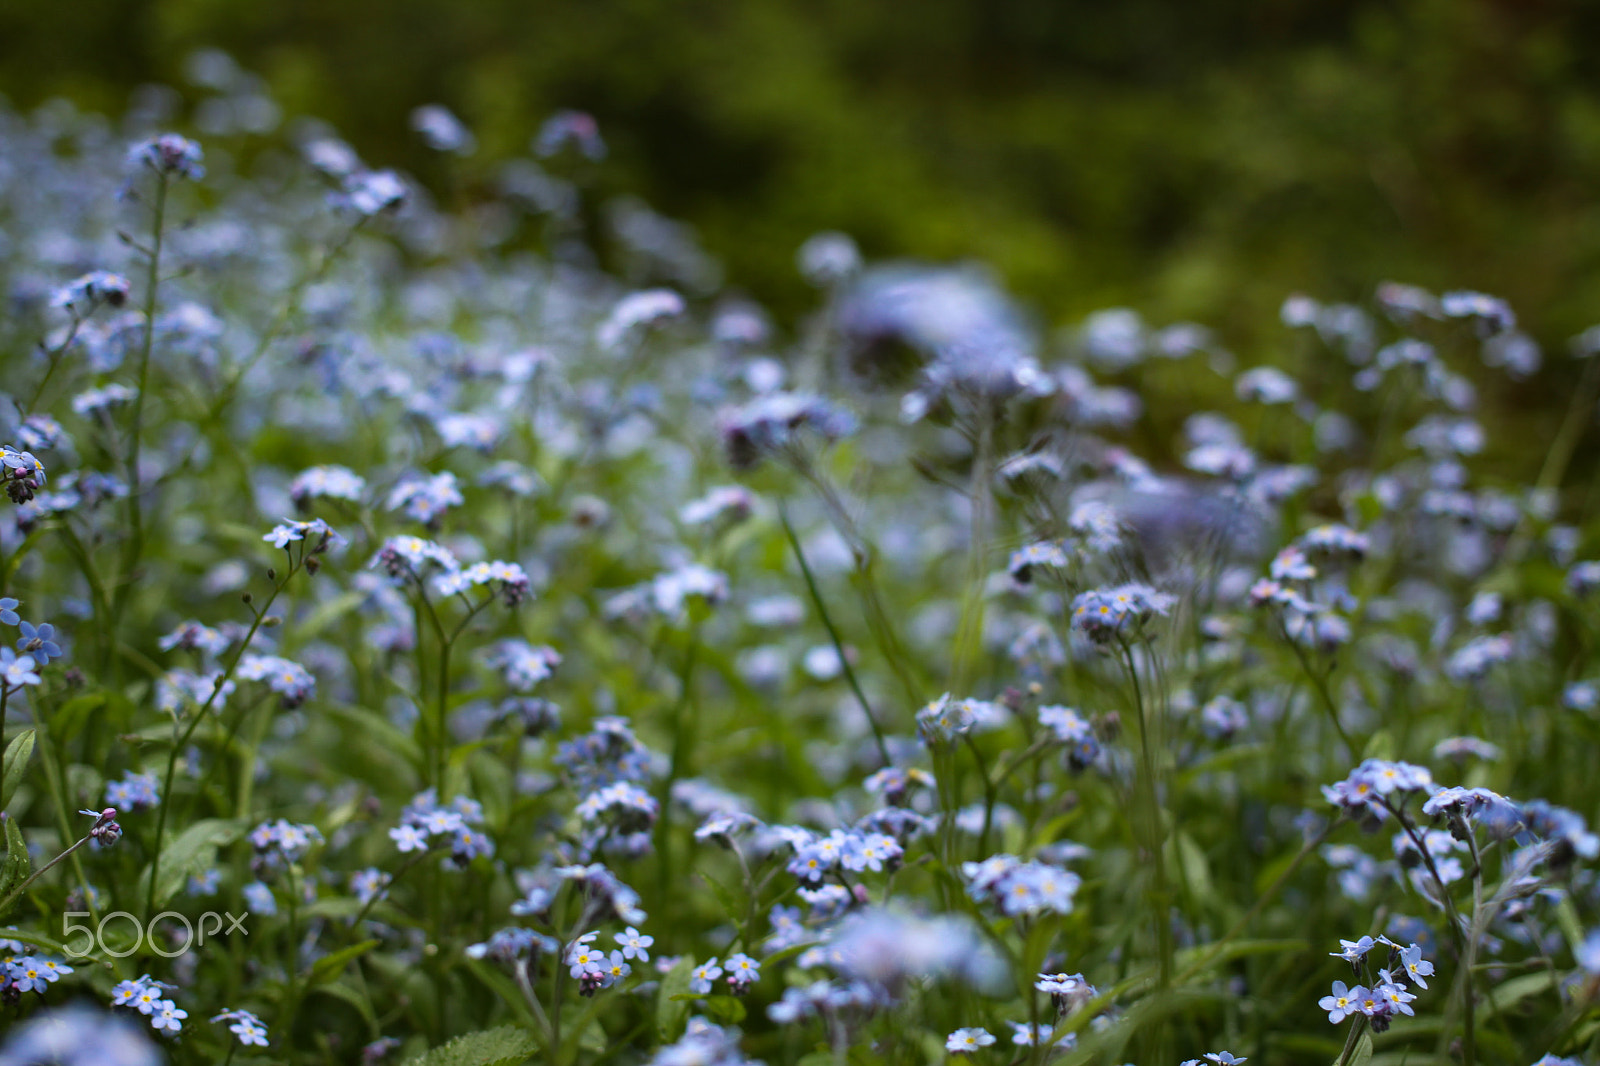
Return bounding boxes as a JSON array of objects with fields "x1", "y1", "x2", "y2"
[{"x1": 5, "y1": 0, "x2": 1600, "y2": 345}]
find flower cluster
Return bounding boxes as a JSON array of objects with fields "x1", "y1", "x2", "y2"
[
  {"x1": 211, "y1": 1008, "x2": 269, "y2": 1047},
  {"x1": 963, "y1": 854, "x2": 1082, "y2": 917},
  {"x1": 1318, "y1": 937, "x2": 1433, "y2": 1034},
  {"x1": 786, "y1": 828, "x2": 905, "y2": 882},
  {"x1": 388, "y1": 791, "x2": 494, "y2": 865},
  {"x1": 1069, "y1": 583, "x2": 1176, "y2": 643},
  {"x1": 110, "y1": 975, "x2": 187, "y2": 1034}
]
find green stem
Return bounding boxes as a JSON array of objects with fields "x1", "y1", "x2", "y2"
[
  {"x1": 0, "y1": 685, "x2": 8, "y2": 813},
  {"x1": 1119, "y1": 639, "x2": 1174, "y2": 1004},
  {"x1": 145, "y1": 569, "x2": 291, "y2": 922},
  {"x1": 513, "y1": 956, "x2": 554, "y2": 1047},
  {"x1": 655, "y1": 624, "x2": 701, "y2": 906},
  {"x1": 0, "y1": 831, "x2": 92, "y2": 915},
  {"x1": 208, "y1": 221, "x2": 367, "y2": 419},
  {"x1": 410, "y1": 584, "x2": 452, "y2": 791},
  {"x1": 951, "y1": 402, "x2": 994, "y2": 694},
  {"x1": 110, "y1": 173, "x2": 170, "y2": 668},
  {"x1": 1333, "y1": 1014, "x2": 1369, "y2": 1066},
  {"x1": 1286, "y1": 628, "x2": 1356, "y2": 762},
  {"x1": 1380, "y1": 798, "x2": 1473, "y2": 1066},
  {"x1": 962, "y1": 734, "x2": 999, "y2": 860},
  {"x1": 346, "y1": 845, "x2": 444, "y2": 939},
  {"x1": 283, "y1": 863, "x2": 302, "y2": 1065},
  {"x1": 30, "y1": 685, "x2": 99, "y2": 917},
  {"x1": 777, "y1": 500, "x2": 892, "y2": 766}
]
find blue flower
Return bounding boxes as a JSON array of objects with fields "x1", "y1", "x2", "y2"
[
  {"x1": 724, "y1": 952, "x2": 760, "y2": 992},
  {"x1": 0, "y1": 648, "x2": 40, "y2": 689},
  {"x1": 0, "y1": 599, "x2": 18, "y2": 626},
  {"x1": 1319, "y1": 981, "x2": 1365, "y2": 1024},
  {"x1": 17, "y1": 621, "x2": 61, "y2": 664},
  {"x1": 946, "y1": 1028, "x2": 995, "y2": 1053},
  {"x1": 688, "y1": 958, "x2": 722, "y2": 995},
  {"x1": 126, "y1": 133, "x2": 205, "y2": 180},
  {"x1": 1330, "y1": 936, "x2": 1375, "y2": 963},
  {"x1": 614, "y1": 926, "x2": 652, "y2": 961},
  {"x1": 1577, "y1": 929, "x2": 1600, "y2": 975},
  {"x1": 1400, "y1": 943, "x2": 1435, "y2": 988}
]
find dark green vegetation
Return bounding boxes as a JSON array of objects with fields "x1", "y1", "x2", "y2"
[{"x1": 6, "y1": 0, "x2": 1600, "y2": 338}]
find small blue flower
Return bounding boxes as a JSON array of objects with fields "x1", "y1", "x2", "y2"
[
  {"x1": 1331, "y1": 936, "x2": 1375, "y2": 964},
  {"x1": 242, "y1": 880, "x2": 277, "y2": 917},
  {"x1": 724, "y1": 952, "x2": 760, "y2": 992},
  {"x1": 1577, "y1": 929, "x2": 1600, "y2": 975},
  {"x1": 0, "y1": 648, "x2": 41, "y2": 689},
  {"x1": 0, "y1": 599, "x2": 18, "y2": 626},
  {"x1": 1400, "y1": 943, "x2": 1435, "y2": 988},
  {"x1": 946, "y1": 1028, "x2": 996, "y2": 1054},
  {"x1": 614, "y1": 926, "x2": 652, "y2": 961},
  {"x1": 688, "y1": 958, "x2": 722, "y2": 995},
  {"x1": 1319, "y1": 981, "x2": 1365, "y2": 1024},
  {"x1": 16, "y1": 621, "x2": 61, "y2": 664}
]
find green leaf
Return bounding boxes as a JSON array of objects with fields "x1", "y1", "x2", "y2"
[
  {"x1": 699, "y1": 872, "x2": 742, "y2": 924},
  {"x1": 701, "y1": 994, "x2": 746, "y2": 1026},
  {"x1": 51, "y1": 693, "x2": 106, "y2": 748},
  {"x1": 463, "y1": 959, "x2": 545, "y2": 1035},
  {"x1": 1173, "y1": 938, "x2": 1307, "y2": 985},
  {"x1": 0, "y1": 927, "x2": 65, "y2": 955},
  {"x1": 1178, "y1": 742, "x2": 1269, "y2": 781},
  {"x1": 656, "y1": 955, "x2": 694, "y2": 1042},
  {"x1": 1171, "y1": 830, "x2": 1216, "y2": 912},
  {"x1": 1479, "y1": 971, "x2": 1561, "y2": 1020},
  {"x1": 1334, "y1": 1028, "x2": 1373, "y2": 1066},
  {"x1": 1361, "y1": 731, "x2": 1395, "y2": 762},
  {"x1": 301, "y1": 896, "x2": 369, "y2": 921},
  {"x1": 327, "y1": 704, "x2": 423, "y2": 773},
  {"x1": 401, "y1": 1025, "x2": 538, "y2": 1066},
  {"x1": 307, "y1": 938, "x2": 381, "y2": 987},
  {"x1": 0, "y1": 815, "x2": 30, "y2": 900},
  {"x1": 308, "y1": 979, "x2": 379, "y2": 1038},
  {"x1": 296, "y1": 590, "x2": 368, "y2": 642},
  {"x1": 1555, "y1": 893, "x2": 1587, "y2": 955},
  {"x1": 140, "y1": 818, "x2": 240, "y2": 908},
  {"x1": 2, "y1": 730, "x2": 35, "y2": 808}
]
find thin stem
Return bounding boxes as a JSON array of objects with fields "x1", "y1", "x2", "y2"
[
  {"x1": 410, "y1": 583, "x2": 452, "y2": 791},
  {"x1": 0, "y1": 685, "x2": 8, "y2": 812},
  {"x1": 1118, "y1": 635, "x2": 1174, "y2": 1056},
  {"x1": 1285, "y1": 628, "x2": 1356, "y2": 762},
  {"x1": 209, "y1": 220, "x2": 367, "y2": 419},
  {"x1": 0, "y1": 831, "x2": 92, "y2": 914},
  {"x1": 20, "y1": 314, "x2": 86, "y2": 417},
  {"x1": 777, "y1": 500, "x2": 891, "y2": 766},
  {"x1": 1333, "y1": 1014, "x2": 1369, "y2": 1066},
  {"x1": 145, "y1": 568, "x2": 292, "y2": 921},
  {"x1": 1379, "y1": 798, "x2": 1474, "y2": 1066},
  {"x1": 655, "y1": 624, "x2": 701, "y2": 907},
  {"x1": 951, "y1": 403, "x2": 994, "y2": 693},
  {"x1": 283, "y1": 863, "x2": 302, "y2": 1066},
  {"x1": 961, "y1": 734, "x2": 999, "y2": 859},
  {"x1": 111, "y1": 172, "x2": 170, "y2": 661},
  {"x1": 512, "y1": 957, "x2": 554, "y2": 1045}
]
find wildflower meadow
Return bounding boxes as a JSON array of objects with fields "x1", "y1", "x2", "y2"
[{"x1": 2, "y1": 65, "x2": 1600, "y2": 1066}]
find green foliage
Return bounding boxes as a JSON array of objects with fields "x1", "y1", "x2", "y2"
[
  {"x1": 5, "y1": 0, "x2": 1600, "y2": 352},
  {"x1": 2, "y1": 727, "x2": 35, "y2": 807},
  {"x1": 401, "y1": 1026, "x2": 539, "y2": 1066}
]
